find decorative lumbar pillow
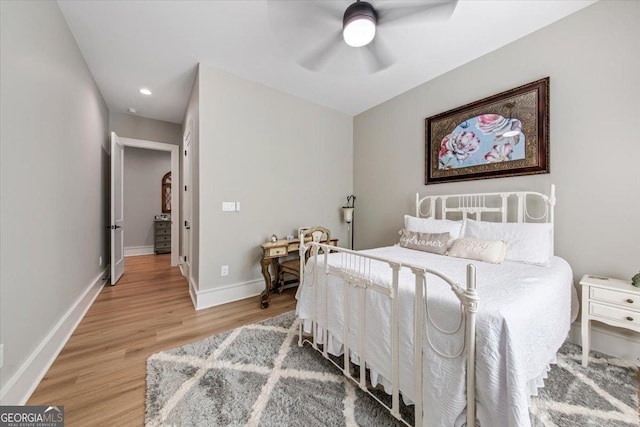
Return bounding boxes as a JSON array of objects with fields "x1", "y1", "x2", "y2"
[
  {"x1": 398, "y1": 230, "x2": 449, "y2": 255},
  {"x1": 404, "y1": 215, "x2": 464, "y2": 247},
  {"x1": 448, "y1": 237, "x2": 508, "y2": 264},
  {"x1": 464, "y1": 219, "x2": 552, "y2": 266}
]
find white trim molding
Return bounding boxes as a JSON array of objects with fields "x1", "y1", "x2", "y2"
[
  {"x1": 188, "y1": 276, "x2": 198, "y2": 309},
  {"x1": 124, "y1": 245, "x2": 155, "y2": 257},
  {"x1": 569, "y1": 321, "x2": 640, "y2": 363},
  {"x1": 192, "y1": 279, "x2": 264, "y2": 311},
  {"x1": 0, "y1": 270, "x2": 106, "y2": 405}
]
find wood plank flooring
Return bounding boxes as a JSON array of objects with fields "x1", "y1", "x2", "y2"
[{"x1": 27, "y1": 254, "x2": 297, "y2": 426}]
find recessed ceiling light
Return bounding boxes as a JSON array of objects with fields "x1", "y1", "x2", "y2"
[
  {"x1": 128, "y1": 107, "x2": 137, "y2": 114},
  {"x1": 139, "y1": 88, "x2": 152, "y2": 95}
]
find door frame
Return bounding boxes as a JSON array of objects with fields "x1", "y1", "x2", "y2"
[
  {"x1": 181, "y1": 121, "x2": 193, "y2": 280},
  {"x1": 120, "y1": 137, "x2": 180, "y2": 267}
]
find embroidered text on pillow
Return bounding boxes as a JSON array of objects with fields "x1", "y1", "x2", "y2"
[
  {"x1": 400, "y1": 234, "x2": 446, "y2": 248},
  {"x1": 398, "y1": 230, "x2": 450, "y2": 255},
  {"x1": 453, "y1": 238, "x2": 497, "y2": 254}
]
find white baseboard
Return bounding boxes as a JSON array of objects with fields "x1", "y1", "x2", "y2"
[
  {"x1": 124, "y1": 245, "x2": 154, "y2": 257},
  {"x1": 194, "y1": 279, "x2": 263, "y2": 310},
  {"x1": 188, "y1": 275, "x2": 198, "y2": 309},
  {"x1": 568, "y1": 321, "x2": 640, "y2": 362},
  {"x1": 179, "y1": 263, "x2": 185, "y2": 277},
  {"x1": 0, "y1": 270, "x2": 106, "y2": 405}
]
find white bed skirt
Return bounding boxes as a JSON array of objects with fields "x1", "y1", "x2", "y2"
[{"x1": 301, "y1": 320, "x2": 561, "y2": 426}]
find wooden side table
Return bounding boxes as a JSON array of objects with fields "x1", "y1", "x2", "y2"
[
  {"x1": 259, "y1": 237, "x2": 337, "y2": 308},
  {"x1": 579, "y1": 274, "x2": 640, "y2": 366}
]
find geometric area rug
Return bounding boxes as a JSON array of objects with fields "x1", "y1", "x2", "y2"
[
  {"x1": 529, "y1": 342, "x2": 638, "y2": 427},
  {"x1": 145, "y1": 311, "x2": 638, "y2": 426}
]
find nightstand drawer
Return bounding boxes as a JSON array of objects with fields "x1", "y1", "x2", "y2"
[
  {"x1": 590, "y1": 302, "x2": 640, "y2": 327},
  {"x1": 591, "y1": 287, "x2": 640, "y2": 310}
]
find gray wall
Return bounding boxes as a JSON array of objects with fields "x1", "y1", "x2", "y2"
[
  {"x1": 109, "y1": 112, "x2": 182, "y2": 146},
  {"x1": 354, "y1": 1, "x2": 640, "y2": 284},
  {"x1": 197, "y1": 64, "x2": 353, "y2": 291},
  {"x1": 0, "y1": 1, "x2": 109, "y2": 393},
  {"x1": 123, "y1": 147, "x2": 171, "y2": 249}
]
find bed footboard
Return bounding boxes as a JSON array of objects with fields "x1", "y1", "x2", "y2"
[{"x1": 297, "y1": 244, "x2": 479, "y2": 427}]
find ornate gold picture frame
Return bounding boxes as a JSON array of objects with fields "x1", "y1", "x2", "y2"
[{"x1": 425, "y1": 77, "x2": 549, "y2": 185}]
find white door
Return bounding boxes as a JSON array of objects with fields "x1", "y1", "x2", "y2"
[
  {"x1": 110, "y1": 132, "x2": 125, "y2": 284},
  {"x1": 182, "y1": 128, "x2": 192, "y2": 278}
]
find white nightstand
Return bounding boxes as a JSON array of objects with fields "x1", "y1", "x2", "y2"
[{"x1": 579, "y1": 274, "x2": 640, "y2": 367}]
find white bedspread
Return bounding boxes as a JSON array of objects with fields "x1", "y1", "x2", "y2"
[{"x1": 295, "y1": 246, "x2": 577, "y2": 427}]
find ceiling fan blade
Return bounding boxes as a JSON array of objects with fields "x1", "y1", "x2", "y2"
[
  {"x1": 377, "y1": 0, "x2": 459, "y2": 26},
  {"x1": 362, "y1": 37, "x2": 395, "y2": 73},
  {"x1": 298, "y1": 31, "x2": 344, "y2": 71},
  {"x1": 312, "y1": 1, "x2": 346, "y2": 23},
  {"x1": 268, "y1": 0, "x2": 343, "y2": 28}
]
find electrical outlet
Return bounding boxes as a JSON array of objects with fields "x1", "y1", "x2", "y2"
[
  {"x1": 221, "y1": 265, "x2": 229, "y2": 276},
  {"x1": 99, "y1": 256, "x2": 103, "y2": 267},
  {"x1": 0, "y1": 343, "x2": 4, "y2": 369}
]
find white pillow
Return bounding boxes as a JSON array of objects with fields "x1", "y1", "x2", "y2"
[
  {"x1": 448, "y1": 238, "x2": 508, "y2": 264},
  {"x1": 404, "y1": 215, "x2": 464, "y2": 247},
  {"x1": 464, "y1": 219, "x2": 553, "y2": 266}
]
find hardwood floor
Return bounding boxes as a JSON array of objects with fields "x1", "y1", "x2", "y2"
[{"x1": 27, "y1": 254, "x2": 297, "y2": 426}]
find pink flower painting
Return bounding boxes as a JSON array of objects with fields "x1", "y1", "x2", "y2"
[
  {"x1": 439, "y1": 133, "x2": 453, "y2": 158},
  {"x1": 428, "y1": 77, "x2": 548, "y2": 181},
  {"x1": 476, "y1": 114, "x2": 510, "y2": 135},
  {"x1": 442, "y1": 131, "x2": 481, "y2": 162},
  {"x1": 438, "y1": 115, "x2": 525, "y2": 170},
  {"x1": 484, "y1": 143, "x2": 514, "y2": 163}
]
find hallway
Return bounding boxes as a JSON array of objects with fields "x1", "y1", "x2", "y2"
[{"x1": 28, "y1": 255, "x2": 296, "y2": 425}]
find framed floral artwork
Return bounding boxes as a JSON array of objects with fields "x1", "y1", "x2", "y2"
[{"x1": 425, "y1": 77, "x2": 549, "y2": 185}]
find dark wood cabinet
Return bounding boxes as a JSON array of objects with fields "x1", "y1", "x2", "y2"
[{"x1": 154, "y1": 220, "x2": 171, "y2": 254}]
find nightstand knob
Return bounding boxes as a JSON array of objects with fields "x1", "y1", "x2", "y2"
[
  {"x1": 626, "y1": 298, "x2": 634, "y2": 304},
  {"x1": 626, "y1": 316, "x2": 634, "y2": 321}
]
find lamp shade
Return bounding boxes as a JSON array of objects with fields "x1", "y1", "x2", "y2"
[
  {"x1": 342, "y1": 1, "x2": 377, "y2": 47},
  {"x1": 343, "y1": 17, "x2": 376, "y2": 47},
  {"x1": 343, "y1": 207, "x2": 354, "y2": 223}
]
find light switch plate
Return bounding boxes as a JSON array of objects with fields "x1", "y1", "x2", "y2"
[{"x1": 222, "y1": 202, "x2": 236, "y2": 212}]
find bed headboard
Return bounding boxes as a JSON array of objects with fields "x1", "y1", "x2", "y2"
[{"x1": 416, "y1": 184, "x2": 556, "y2": 252}]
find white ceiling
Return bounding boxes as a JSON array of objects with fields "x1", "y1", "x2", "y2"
[{"x1": 58, "y1": 0, "x2": 595, "y2": 124}]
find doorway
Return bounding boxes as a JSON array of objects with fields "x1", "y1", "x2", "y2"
[{"x1": 109, "y1": 132, "x2": 180, "y2": 285}]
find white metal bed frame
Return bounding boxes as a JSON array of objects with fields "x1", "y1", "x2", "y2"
[{"x1": 296, "y1": 185, "x2": 556, "y2": 426}]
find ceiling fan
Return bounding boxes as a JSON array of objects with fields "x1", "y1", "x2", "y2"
[{"x1": 269, "y1": 0, "x2": 459, "y2": 73}]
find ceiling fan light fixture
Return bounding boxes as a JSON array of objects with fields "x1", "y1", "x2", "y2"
[{"x1": 343, "y1": 1, "x2": 378, "y2": 47}]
